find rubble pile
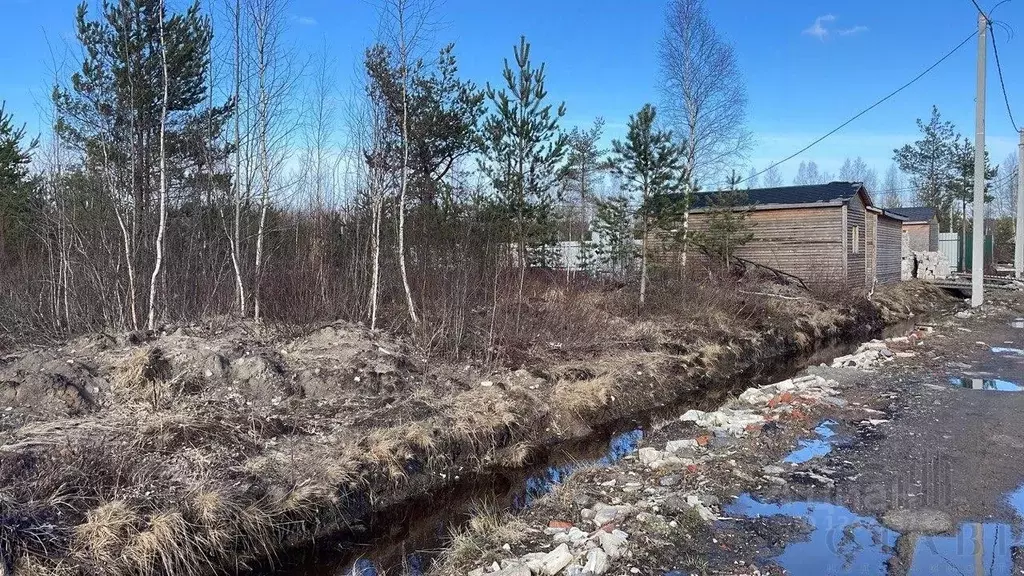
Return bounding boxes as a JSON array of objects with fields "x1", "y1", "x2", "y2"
[
  {"x1": 469, "y1": 521, "x2": 630, "y2": 576},
  {"x1": 902, "y1": 250, "x2": 950, "y2": 281},
  {"x1": 830, "y1": 340, "x2": 896, "y2": 370}
]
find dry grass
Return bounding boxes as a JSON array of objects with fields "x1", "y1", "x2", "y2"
[
  {"x1": 112, "y1": 347, "x2": 172, "y2": 409},
  {"x1": 0, "y1": 274, "x2": 940, "y2": 576},
  {"x1": 74, "y1": 501, "x2": 140, "y2": 566},
  {"x1": 430, "y1": 501, "x2": 530, "y2": 576},
  {"x1": 551, "y1": 371, "x2": 621, "y2": 418}
]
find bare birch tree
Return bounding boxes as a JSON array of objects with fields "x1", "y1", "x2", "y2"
[
  {"x1": 247, "y1": 0, "x2": 295, "y2": 322},
  {"x1": 224, "y1": 0, "x2": 247, "y2": 315},
  {"x1": 378, "y1": 0, "x2": 436, "y2": 325},
  {"x1": 659, "y1": 0, "x2": 750, "y2": 266},
  {"x1": 147, "y1": 0, "x2": 170, "y2": 330}
]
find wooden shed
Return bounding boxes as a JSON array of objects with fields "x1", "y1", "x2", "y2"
[
  {"x1": 678, "y1": 182, "x2": 906, "y2": 287},
  {"x1": 890, "y1": 206, "x2": 939, "y2": 252}
]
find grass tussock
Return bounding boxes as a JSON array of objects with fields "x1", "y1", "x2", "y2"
[
  {"x1": 113, "y1": 347, "x2": 172, "y2": 409},
  {"x1": 431, "y1": 501, "x2": 530, "y2": 576}
]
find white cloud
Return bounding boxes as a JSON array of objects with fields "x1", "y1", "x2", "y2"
[
  {"x1": 295, "y1": 15, "x2": 318, "y2": 26},
  {"x1": 803, "y1": 15, "x2": 868, "y2": 40},
  {"x1": 839, "y1": 25, "x2": 869, "y2": 36},
  {"x1": 803, "y1": 14, "x2": 835, "y2": 40}
]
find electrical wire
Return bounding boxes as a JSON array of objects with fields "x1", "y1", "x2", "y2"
[
  {"x1": 990, "y1": 26, "x2": 1020, "y2": 131},
  {"x1": 740, "y1": 30, "x2": 978, "y2": 185},
  {"x1": 967, "y1": 0, "x2": 1018, "y2": 130}
]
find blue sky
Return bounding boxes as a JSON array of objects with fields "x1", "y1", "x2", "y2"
[{"x1": 1, "y1": 0, "x2": 1021, "y2": 183}]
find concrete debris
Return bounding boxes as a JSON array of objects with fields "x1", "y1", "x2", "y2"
[
  {"x1": 520, "y1": 553, "x2": 548, "y2": 574},
  {"x1": 685, "y1": 494, "x2": 719, "y2": 522},
  {"x1": 592, "y1": 504, "x2": 633, "y2": 527},
  {"x1": 495, "y1": 563, "x2": 531, "y2": 576},
  {"x1": 902, "y1": 250, "x2": 950, "y2": 281},
  {"x1": 598, "y1": 530, "x2": 628, "y2": 560},
  {"x1": 664, "y1": 438, "x2": 699, "y2": 455},
  {"x1": 540, "y1": 544, "x2": 574, "y2": 576},
  {"x1": 583, "y1": 549, "x2": 610, "y2": 576},
  {"x1": 737, "y1": 375, "x2": 838, "y2": 407},
  {"x1": 681, "y1": 407, "x2": 764, "y2": 436},
  {"x1": 832, "y1": 340, "x2": 896, "y2": 370},
  {"x1": 638, "y1": 447, "x2": 662, "y2": 466}
]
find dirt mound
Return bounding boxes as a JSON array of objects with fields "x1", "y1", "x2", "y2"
[{"x1": 0, "y1": 350, "x2": 101, "y2": 417}]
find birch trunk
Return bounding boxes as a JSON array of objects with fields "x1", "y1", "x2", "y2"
[
  {"x1": 253, "y1": 0, "x2": 271, "y2": 323},
  {"x1": 147, "y1": 0, "x2": 170, "y2": 331},
  {"x1": 369, "y1": 195, "x2": 382, "y2": 330},
  {"x1": 396, "y1": 4, "x2": 418, "y2": 325},
  {"x1": 229, "y1": 0, "x2": 246, "y2": 315}
]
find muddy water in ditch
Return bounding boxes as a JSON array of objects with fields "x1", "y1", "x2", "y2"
[{"x1": 270, "y1": 326, "x2": 915, "y2": 576}]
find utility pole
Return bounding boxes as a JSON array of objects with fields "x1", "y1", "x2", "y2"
[
  {"x1": 1016, "y1": 128, "x2": 1023, "y2": 279},
  {"x1": 971, "y1": 11, "x2": 987, "y2": 307}
]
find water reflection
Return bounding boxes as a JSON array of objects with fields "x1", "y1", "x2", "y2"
[
  {"x1": 340, "y1": 428, "x2": 645, "y2": 574},
  {"x1": 725, "y1": 484, "x2": 1024, "y2": 575},
  {"x1": 949, "y1": 377, "x2": 1024, "y2": 392},
  {"x1": 991, "y1": 347, "x2": 1024, "y2": 356},
  {"x1": 784, "y1": 420, "x2": 839, "y2": 464},
  {"x1": 513, "y1": 428, "x2": 643, "y2": 509}
]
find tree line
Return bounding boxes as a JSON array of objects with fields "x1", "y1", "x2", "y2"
[{"x1": 0, "y1": 0, "x2": 751, "y2": 358}]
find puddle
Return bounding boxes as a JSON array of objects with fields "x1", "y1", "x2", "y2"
[
  {"x1": 726, "y1": 485, "x2": 1024, "y2": 575},
  {"x1": 784, "y1": 420, "x2": 839, "y2": 464},
  {"x1": 950, "y1": 377, "x2": 1024, "y2": 392},
  {"x1": 991, "y1": 347, "x2": 1024, "y2": 356}
]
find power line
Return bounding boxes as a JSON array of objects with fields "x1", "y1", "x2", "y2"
[
  {"x1": 966, "y1": 0, "x2": 1018, "y2": 129},
  {"x1": 990, "y1": 28, "x2": 1020, "y2": 131},
  {"x1": 741, "y1": 30, "x2": 978, "y2": 185}
]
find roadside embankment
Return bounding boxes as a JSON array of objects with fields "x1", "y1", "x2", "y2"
[{"x1": 0, "y1": 280, "x2": 951, "y2": 575}]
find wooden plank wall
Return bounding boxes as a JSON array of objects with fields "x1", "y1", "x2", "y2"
[
  {"x1": 846, "y1": 195, "x2": 867, "y2": 287},
  {"x1": 866, "y1": 211, "x2": 877, "y2": 286},
  {"x1": 680, "y1": 206, "x2": 845, "y2": 282},
  {"x1": 876, "y1": 215, "x2": 903, "y2": 284}
]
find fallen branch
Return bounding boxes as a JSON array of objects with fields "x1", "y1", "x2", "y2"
[{"x1": 738, "y1": 290, "x2": 803, "y2": 301}]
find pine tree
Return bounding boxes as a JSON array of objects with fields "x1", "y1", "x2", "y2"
[
  {"x1": 478, "y1": 36, "x2": 568, "y2": 319},
  {"x1": 694, "y1": 188, "x2": 754, "y2": 267},
  {"x1": 592, "y1": 194, "x2": 635, "y2": 276},
  {"x1": 565, "y1": 118, "x2": 604, "y2": 279},
  {"x1": 949, "y1": 137, "x2": 997, "y2": 265},
  {"x1": 54, "y1": 0, "x2": 232, "y2": 328},
  {"x1": 0, "y1": 102, "x2": 39, "y2": 260},
  {"x1": 608, "y1": 104, "x2": 686, "y2": 306},
  {"x1": 893, "y1": 106, "x2": 958, "y2": 230}
]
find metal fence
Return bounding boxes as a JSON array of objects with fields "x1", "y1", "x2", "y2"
[{"x1": 938, "y1": 232, "x2": 960, "y2": 272}]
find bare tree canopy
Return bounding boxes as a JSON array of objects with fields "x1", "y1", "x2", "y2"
[
  {"x1": 658, "y1": 0, "x2": 750, "y2": 188},
  {"x1": 761, "y1": 164, "x2": 783, "y2": 187}
]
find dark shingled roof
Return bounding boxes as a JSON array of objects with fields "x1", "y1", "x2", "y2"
[
  {"x1": 889, "y1": 206, "x2": 936, "y2": 223},
  {"x1": 689, "y1": 182, "x2": 867, "y2": 210}
]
